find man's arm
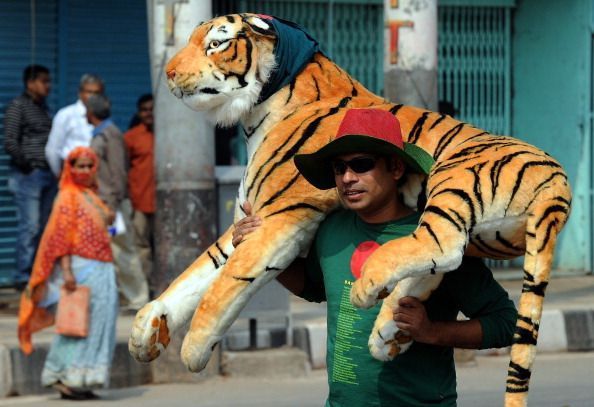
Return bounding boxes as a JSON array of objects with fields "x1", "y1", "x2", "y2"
[
  {"x1": 3, "y1": 100, "x2": 28, "y2": 171},
  {"x1": 105, "y1": 131, "x2": 128, "y2": 211},
  {"x1": 46, "y1": 110, "x2": 68, "y2": 176},
  {"x1": 276, "y1": 258, "x2": 307, "y2": 296},
  {"x1": 394, "y1": 296, "x2": 483, "y2": 348}
]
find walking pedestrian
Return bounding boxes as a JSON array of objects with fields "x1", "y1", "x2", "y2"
[
  {"x1": 233, "y1": 108, "x2": 518, "y2": 406},
  {"x1": 18, "y1": 147, "x2": 118, "y2": 400}
]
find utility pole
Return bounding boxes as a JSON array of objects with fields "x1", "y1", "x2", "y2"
[
  {"x1": 384, "y1": 0, "x2": 438, "y2": 111},
  {"x1": 147, "y1": 0, "x2": 216, "y2": 295}
]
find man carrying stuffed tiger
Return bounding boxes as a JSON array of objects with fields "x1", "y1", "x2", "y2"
[{"x1": 233, "y1": 108, "x2": 517, "y2": 406}]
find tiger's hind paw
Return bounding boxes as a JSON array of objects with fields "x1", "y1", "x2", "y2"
[
  {"x1": 368, "y1": 319, "x2": 413, "y2": 361},
  {"x1": 128, "y1": 300, "x2": 172, "y2": 362},
  {"x1": 180, "y1": 330, "x2": 220, "y2": 373}
]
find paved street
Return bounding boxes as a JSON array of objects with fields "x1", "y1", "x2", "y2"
[
  {"x1": 2, "y1": 352, "x2": 592, "y2": 406},
  {"x1": 457, "y1": 352, "x2": 594, "y2": 407}
]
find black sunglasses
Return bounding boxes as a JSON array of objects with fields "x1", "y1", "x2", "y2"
[{"x1": 332, "y1": 156, "x2": 378, "y2": 175}]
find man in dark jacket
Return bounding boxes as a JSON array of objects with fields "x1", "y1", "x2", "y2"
[{"x1": 4, "y1": 65, "x2": 57, "y2": 289}]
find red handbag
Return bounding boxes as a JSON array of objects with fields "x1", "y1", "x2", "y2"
[{"x1": 55, "y1": 285, "x2": 90, "y2": 338}]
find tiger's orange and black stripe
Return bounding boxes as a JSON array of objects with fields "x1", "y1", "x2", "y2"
[{"x1": 129, "y1": 14, "x2": 571, "y2": 407}]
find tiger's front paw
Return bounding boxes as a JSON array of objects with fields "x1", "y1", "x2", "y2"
[
  {"x1": 350, "y1": 272, "x2": 395, "y2": 309},
  {"x1": 350, "y1": 278, "x2": 380, "y2": 309},
  {"x1": 350, "y1": 254, "x2": 396, "y2": 308},
  {"x1": 128, "y1": 300, "x2": 172, "y2": 362},
  {"x1": 368, "y1": 319, "x2": 413, "y2": 361}
]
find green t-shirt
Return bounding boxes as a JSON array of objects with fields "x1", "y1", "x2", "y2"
[{"x1": 301, "y1": 210, "x2": 517, "y2": 407}]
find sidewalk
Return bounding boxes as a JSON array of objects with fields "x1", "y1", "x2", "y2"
[{"x1": 1, "y1": 273, "x2": 593, "y2": 398}]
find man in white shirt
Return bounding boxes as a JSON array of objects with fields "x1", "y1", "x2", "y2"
[{"x1": 45, "y1": 74, "x2": 104, "y2": 177}]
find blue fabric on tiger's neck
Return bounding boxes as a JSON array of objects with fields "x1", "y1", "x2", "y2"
[{"x1": 257, "y1": 17, "x2": 320, "y2": 105}]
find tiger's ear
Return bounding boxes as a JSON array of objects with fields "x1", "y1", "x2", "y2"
[{"x1": 241, "y1": 14, "x2": 276, "y2": 38}]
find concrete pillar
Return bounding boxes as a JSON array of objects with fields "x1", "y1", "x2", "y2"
[
  {"x1": 383, "y1": 0, "x2": 438, "y2": 111},
  {"x1": 147, "y1": 0, "x2": 216, "y2": 295}
]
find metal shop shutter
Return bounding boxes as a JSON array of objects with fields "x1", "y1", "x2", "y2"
[
  {"x1": 0, "y1": 0, "x2": 58, "y2": 286},
  {"x1": 438, "y1": 0, "x2": 514, "y2": 136},
  {"x1": 58, "y1": 0, "x2": 151, "y2": 130}
]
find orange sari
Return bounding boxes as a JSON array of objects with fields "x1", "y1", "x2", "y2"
[{"x1": 18, "y1": 147, "x2": 113, "y2": 354}]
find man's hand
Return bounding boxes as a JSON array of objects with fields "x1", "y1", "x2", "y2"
[
  {"x1": 393, "y1": 296, "x2": 435, "y2": 345},
  {"x1": 232, "y1": 202, "x2": 261, "y2": 247},
  {"x1": 106, "y1": 208, "x2": 116, "y2": 226}
]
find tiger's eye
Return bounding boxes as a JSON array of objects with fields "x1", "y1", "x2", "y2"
[{"x1": 209, "y1": 40, "x2": 220, "y2": 49}]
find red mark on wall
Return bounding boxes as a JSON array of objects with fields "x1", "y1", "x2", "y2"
[{"x1": 388, "y1": 20, "x2": 414, "y2": 65}]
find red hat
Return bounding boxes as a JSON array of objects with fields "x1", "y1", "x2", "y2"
[{"x1": 294, "y1": 108, "x2": 434, "y2": 190}]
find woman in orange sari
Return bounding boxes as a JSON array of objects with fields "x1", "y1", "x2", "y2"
[{"x1": 18, "y1": 146, "x2": 118, "y2": 400}]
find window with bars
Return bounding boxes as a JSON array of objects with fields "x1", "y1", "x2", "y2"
[
  {"x1": 438, "y1": 3, "x2": 516, "y2": 270},
  {"x1": 438, "y1": 5, "x2": 512, "y2": 136}
]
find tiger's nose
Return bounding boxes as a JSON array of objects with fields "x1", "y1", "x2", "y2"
[{"x1": 166, "y1": 69, "x2": 176, "y2": 80}]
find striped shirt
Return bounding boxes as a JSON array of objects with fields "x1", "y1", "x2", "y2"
[{"x1": 3, "y1": 93, "x2": 52, "y2": 172}]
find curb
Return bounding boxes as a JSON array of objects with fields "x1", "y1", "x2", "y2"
[
  {"x1": 0, "y1": 345, "x2": 12, "y2": 397},
  {"x1": 0, "y1": 337, "x2": 219, "y2": 398},
  {"x1": 533, "y1": 308, "x2": 594, "y2": 352},
  {"x1": 222, "y1": 347, "x2": 311, "y2": 377}
]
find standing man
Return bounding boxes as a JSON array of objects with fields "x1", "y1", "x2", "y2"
[
  {"x1": 45, "y1": 74, "x2": 104, "y2": 178},
  {"x1": 4, "y1": 65, "x2": 57, "y2": 289},
  {"x1": 86, "y1": 94, "x2": 149, "y2": 311},
  {"x1": 234, "y1": 108, "x2": 517, "y2": 406},
  {"x1": 124, "y1": 94, "x2": 156, "y2": 295}
]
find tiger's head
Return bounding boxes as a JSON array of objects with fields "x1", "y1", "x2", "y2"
[{"x1": 166, "y1": 14, "x2": 277, "y2": 127}]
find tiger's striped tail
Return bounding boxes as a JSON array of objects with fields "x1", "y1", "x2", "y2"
[{"x1": 505, "y1": 196, "x2": 570, "y2": 407}]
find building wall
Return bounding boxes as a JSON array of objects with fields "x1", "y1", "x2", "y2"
[
  {"x1": 512, "y1": 0, "x2": 592, "y2": 271},
  {"x1": 57, "y1": 0, "x2": 152, "y2": 129}
]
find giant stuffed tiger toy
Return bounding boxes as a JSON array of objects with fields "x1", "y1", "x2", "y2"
[{"x1": 128, "y1": 13, "x2": 571, "y2": 407}]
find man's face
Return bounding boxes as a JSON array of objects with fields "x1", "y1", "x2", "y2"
[
  {"x1": 138, "y1": 100, "x2": 154, "y2": 128},
  {"x1": 79, "y1": 83, "x2": 103, "y2": 105},
  {"x1": 27, "y1": 72, "x2": 51, "y2": 99},
  {"x1": 333, "y1": 153, "x2": 405, "y2": 218}
]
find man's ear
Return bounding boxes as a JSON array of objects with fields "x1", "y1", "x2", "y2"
[
  {"x1": 392, "y1": 157, "x2": 406, "y2": 181},
  {"x1": 241, "y1": 14, "x2": 276, "y2": 38}
]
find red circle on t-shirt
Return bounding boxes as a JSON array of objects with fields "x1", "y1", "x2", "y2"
[{"x1": 350, "y1": 241, "x2": 380, "y2": 279}]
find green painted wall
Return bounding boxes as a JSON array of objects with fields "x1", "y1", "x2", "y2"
[{"x1": 512, "y1": 0, "x2": 592, "y2": 271}]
